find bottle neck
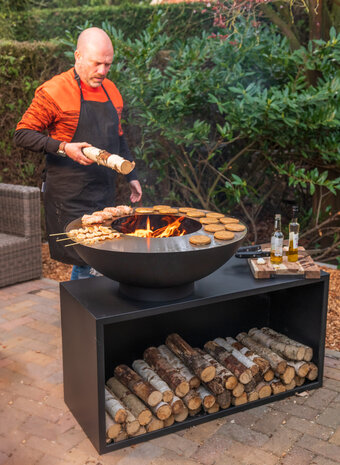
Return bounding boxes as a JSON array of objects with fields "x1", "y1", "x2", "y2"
[{"x1": 274, "y1": 218, "x2": 281, "y2": 231}]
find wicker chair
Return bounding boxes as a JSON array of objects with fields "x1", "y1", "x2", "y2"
[{"x1": 0, "y1": 183, "x2": 42, "y2": 287}]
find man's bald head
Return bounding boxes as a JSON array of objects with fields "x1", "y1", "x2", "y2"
[{"x1": 74, "y1": 27, "x2": 114, "y2": 88}]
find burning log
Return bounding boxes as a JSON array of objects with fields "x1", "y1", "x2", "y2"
[
  {"x1": 204, "y1": 341, "x2": 253, "y2": 384},
  {"x1": 287, "y1": 360, "x2": 310, "y2": 378},
  {"x1": 145, "y1": 416, "x2": 164, "y2": 432},
  {"x1": 132, "y1": 359, "x2": 174, "y2": 403},
  {"x1": 183, "y1": 390, "x2": 202, "y2": 410},
  {"x1": 169, "y1": 395, "x2": 185, "y2": 415},
  {"x1": 216, "y1": 390, "x2": 231, "y2": 409},
  {"x1": 232, "y1": 392, "x2": 248, "y2": 406},
  {"x1": 214, "y1": 338, "x2": 260, "y2": 377},
  {"x1": 196, "y1": 385, "x2": 216, "y2": 409},
  {"x1": 236, "y1": 333, "x2": 287, "y2": 375},
  {"x1": 306, "y1": 362, "x2": 318, "y2": 381},
  {"x1": 106, "y1": 377, "x2": 152, "y2": 426},
  {"x1": 165, "y1": 334, "x2": 216, "y2": 382},
  {"x1": 196, "y1": 348, "x2": 238, "y2": 391},
  {"x1": 143, "y1": 346, "x2": 190, "y2": 398},
  {"x1": 260, "y1": 327, "x2": 313, "y2": 361},
  {"x1": 105, "y1": 412, "x2": 122, "y2": 439},
  {"x1": 225, "y1": 337, "x2": 273, "y2": 381},
  {"x1": 151, "y1": 401, "x2": 172, "y2": 421},
  {"x1": 104, "y1": 387, "x2": 127, "y2": 424},
  {"x1": 82, "y1": 146, "x2": 135, "y2": 175},
  {"x1": 158, "y1": 344, "x2": 200, "y2": 388},
  {"x1": 270, "y1": 378, "x2": 286, "y2": 395},
  {"x1": 114, "y1": 364, "x2": 162, "y2": 407},
  {"x1": 174, "y1": 406, "x2": 189, "y2": 422}
]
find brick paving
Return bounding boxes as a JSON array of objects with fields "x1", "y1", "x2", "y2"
[{"x1": 0, "y1": 278, "x2": 339, "y2": 465}]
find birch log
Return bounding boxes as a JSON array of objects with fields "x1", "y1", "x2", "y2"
[
  {"x1": 114, "y1": 364, "x2": 162, "y2": 407},
  {"x1": 256, "y1": 381, "x2": 272, "y2": 398},
  {"x1": 170, "y1": 395, "x2": 185, "y2": 415},
  {"x1": 196, "y1": 348, "x2": 238, "y2": 390},
  {"x1": 151, "y1": 401, "x2": 172, "y2": 421},
  {"x1": 197, "y1": 385, "x2": 216, "y2": 408},
  {"x1": 124, "y1": 410, "x2": 141, "y2": 436},
  {"x1": 215, "y1": 338, "x2": 259, "y2": 377},
  {"x1": 280, "y1": 365, "x2": 295, "y2": 385},
  {"x1": 294, "y1": 375, "x2": 305, "y2": 386},
  {"x1": 114, "y1": 430, "x2": 128, "y2": 442},
  {"x1": 174, "y1": 406, "x2": 189, "y2": 422},
  {"x1": 105, "y1": 412, "x2": 122, "y2": 439},
  {"x1": 306, "y1": 362, "x2": 318, "y2": 381},
  {"x1": 236, "y1": 333, "x2": 287, "y2": 374},
  {"x1": 183, "y1": 390, "x2": 202, "y2": 410},
  {"x1": 204, "y1": 341, "x2": 253, "y2": 384},
  {"x1": 144, "y1": 346, "x2": 189, "y2": 397},
  {"x1": 270, "y1": 378, "x2": 286, "y2": 394},
  {"x1": 146, "y1": 416, "x2": 164, "y2": 432},
  {"x1": 132, "y1": 359, "x2": 174, "y2": 403},
  {"x1": 205, "y1": 403, "x2": 220, "y2": 414},
  {"x1": 247, "y1": 391, "x2": 259, "y2": 402},
  {"x1": 287, "y1": 360, "x2": 310, "y2": 378},
  {"x1": 248, "y1": 328, "x2": 306, "y2": 362},
  {"x1": 158, "y1": 344, "x2": 200, "y2": 388},
  {"x1": 232, "y1": 392, "x2": 247, "y2": 406},
  {"x1": 106, "y1": 377, "x2": 152, "y2": 426},
  {"x1": 105, "y1": 387, "x2": 127, "y2": 423},
  {"x1": 216, "y1": 390, "x2": 231, "y2": 409},
  {"x1": 285, "y1": 378, "x2": 296, "y2": 390},
  {"x1": 163, "y1": 415, "x2": 175, "y2": 427},
  {"x1": 232, "y1": 382, "x2": 245, "y2": 398},
  {"x1": 165, "y1": 334, "x2": 216, "y2": 382},
  {"x1": 82, "y1": 146, "x2": 135, "y2": 175},
  {"x1": 134, "y1": 426, "x2": 147, "y2": 436},
  {"x1": 261, "y1": 327, "x2": 313, "y2": 361},
  {"x1": 189, "y1": 406, "x2": 202, "y2": 416}
]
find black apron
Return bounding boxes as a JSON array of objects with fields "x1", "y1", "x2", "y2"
[{"x1": 44, "y1": 72, "x2": 120, "y2": 266}]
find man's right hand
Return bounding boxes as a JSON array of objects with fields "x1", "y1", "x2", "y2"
[{"x1": 64, "y1": 142, "x2": 94, "y2": 165}]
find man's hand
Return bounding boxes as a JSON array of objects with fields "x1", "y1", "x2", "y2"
[
  {"x1": 64, "y1": 142, "x2": 94, "y2": 165},
  {"x1": 129, "y1": 180, "x2": 142, "y2": 203}
]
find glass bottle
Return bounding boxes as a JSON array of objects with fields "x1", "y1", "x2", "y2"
[
  {"x1": 288, "y1": 206, "x2": 300, "y2": 262},
  {"x1": 270, "y1": 214, "x2": 284, "y2": 264}
]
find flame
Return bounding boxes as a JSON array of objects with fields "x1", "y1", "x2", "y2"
[{"x1": 127, "y1": 215, "x2": 186, "y2": 238}]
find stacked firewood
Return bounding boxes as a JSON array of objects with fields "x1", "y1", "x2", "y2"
[{"x1": 105, "y1": 328, "x2": 317, "y2": 443}]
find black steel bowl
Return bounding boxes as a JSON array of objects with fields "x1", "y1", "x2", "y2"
[{"x1": 66, "y1": 214, "x2": 247, "y2": 293}]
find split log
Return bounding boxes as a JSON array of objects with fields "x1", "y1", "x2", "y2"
[
  {"x1": 236, "y1": 333, "x2": 287, "y2": 375},
  {"x1": 280, "y1": 366, "x2": 295, "y2": 385},
  {"x1": 226, "y1": 336, "x2": 272, "y2": 378},
  {"x1": 306, "y1": 362, "x2": 318, "y2": 381},
  {"x1": 264, "y1": 369, "x2": 275, "y2": 382},
  {"x1": 105, "y1": 412, "x2": 122, "y2": 439},
  {"x1": 114, "y1": 364, "x2": 162, "y2": 407},
  {"x1": 232, "y1": 382, "x2": 245, "y2": 398},
  {"x1": 124, "y1": 410, "x2": 140, "y2": 436},
  {"x1": 166, "y1": 333, "x2": 216, "y2": 382},
  {"x1": 132, "y1": 359, "x2": 174, "y2": 403},
  {"x1": 215, "y1": 338, "x2": 259, "y2": 377},
  {"x1": 188, "y1": 406, "x2": 202, "y2": 416},
  {"x1": 196, "y1": 348, "x2": 237, "y2": 391},
  {"x1": 144, "y1": 347, "x2": 189, "y2": 398},
  {"x1": 105, "y1": 387, "x2": 128, "y2": 424},
  {"x1": 114, "y1": 430, "x2": 128, "y2": 442},
  {"x1": 204, "y1": 341, "x2": 252, "y2": 384},
  {"x1": 231, "y1": 392, "x2": 247, "y2": 406},
  {"x1": 163, "y1": 415, "x2": 175, "y2": 427},
  {"x1": 243, "y1": 378, "x2": 257, "y2": 394},
  {"x1": 151, "y1": 401, "x2": 172, "y2": 421},
  {"x1": 183, "y1": 389, "x2": 202, "y2": 410},
  {"x1": 294, "y1": 375, "x2": 305, "y2": 386},
  {"x1": 145, "y1": 416, "x2": 164, "y2": 432},
  {"x1": 256, "y1": 381, "x2": 272, "y2": 399},
  {"x1": 134, "y1": 426, "x2": 146, "y2": 436},
  {"x1": 261, "y1": 327, "x2": 312, "y2": 361},
  {"x1": 170, "y1": 395, "x2": 185, "y2": 415},
  {"x1": 197, "y1": 385, "x2": 216, "y2": 408},
  {"x1": 287, "y1": 360, "x2": 310, "y2": 378},
  {"x1": 285, "y1": 379, "x2": 296, "y2": 390},
  {"x1": 106, "y1": 377, "x2": 152, "y2": 426},
  {"x1": 216, "y1": 390, "x2": 231, "y2": 409},
  {"x1": 270, "y1": 378, "x2": 286, "y2": 395},
  {"x1": 174, "y1": 406, "x2": 189, "y2": 422},
  {"x1": 248, "y1": 391, "x2": 259, "y2": 402},
  {"x1": 205, "y1": 403, "x2": 220, "y2": 414},
  {"x1": 82, "y1": 146, "x2": 135, "y2": 175},
  {"x1": 158, "y1": 344, "x2": 200, "y2": 388}
]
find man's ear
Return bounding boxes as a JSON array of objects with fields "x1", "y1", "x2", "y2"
[{"x1": 74, "y1": 49, "x2": 81, "y2": 62}]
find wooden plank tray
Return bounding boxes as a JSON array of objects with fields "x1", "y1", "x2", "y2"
[{"x1": 249, "y1": 246, "x2": 321, "y2": 279}]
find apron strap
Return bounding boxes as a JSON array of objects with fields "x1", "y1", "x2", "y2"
[{"x1": 74, "y1": 69, "x2": 112, "y2": 103}]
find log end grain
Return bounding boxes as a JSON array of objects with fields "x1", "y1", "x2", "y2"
[
  {"x1": 138, "y1": 409, "x2": 152, "y2": 426},
  {"x1": 175, "y1": 381, "x2": 190, "y2": 398},
  {"x1": 264, "y1": 369, "x2": 275, "y2": 382},
  {"x1": 126, "y1": 419, "x2": 140, "y2": 436},
  {"x1": 248, "y1": 391, "x2": 259, "y2": 402},
  {"x1": 225, "y1": 375, "x2": 238, "y2": 390},
  {"x1": 156, "y1": 404, "x2": 172, "y2": 421},
  {"x1": 281, "y1": 366, "x2": 295, "y2": 385},
  {"x1": 200, "y1": 365, "x2": 216, "y2": 383},
  {"x1": 232, "y1": 392, "x2": 248, "y2": 406},
  {"x1": 148, "y1": 390, "x2": 163, "y2": 407}
]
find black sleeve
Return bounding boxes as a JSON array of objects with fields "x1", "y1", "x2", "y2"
[
  {"x1": 119, "y1": 134, "x2": 138, "y2": 182},
  {"x1": 13, "y1": 128, "x2": 61, "y2": 154}
]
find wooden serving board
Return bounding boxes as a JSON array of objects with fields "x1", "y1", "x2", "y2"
[{"x1": 249, "y1": 246, "x2": 321, "y2": 279}]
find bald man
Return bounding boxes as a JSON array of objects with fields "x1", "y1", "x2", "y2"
[{"x1": 14, "y1": 27, "x2": 142, "y2": 279}]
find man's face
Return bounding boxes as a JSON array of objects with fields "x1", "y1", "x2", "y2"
[{"x1": 75, "y1": 43, "x2": 113, "y2": 88}]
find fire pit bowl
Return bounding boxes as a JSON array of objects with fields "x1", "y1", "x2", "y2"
[{"x1": 66, "y1": 213, "x2": 247, "y2": 300}]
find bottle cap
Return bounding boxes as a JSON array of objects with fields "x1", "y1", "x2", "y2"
[
  {"x1": 275, "y1": 214, "x2": 281, "y2": 219},
  {"x1": 292, "y1": 206, "x2": 298, "y2": 214}
]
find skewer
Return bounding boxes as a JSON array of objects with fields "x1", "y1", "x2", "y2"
[
  {"x1": 56, "y1": 237, "x2": 73, "y2": 242},
  {"x1": 50, "y1": 232, "x2": 69, "y2": 236}
]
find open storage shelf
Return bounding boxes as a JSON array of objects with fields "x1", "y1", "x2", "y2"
[{"x1": 60, "y1": 257, "x2": 329, "y2": 454}]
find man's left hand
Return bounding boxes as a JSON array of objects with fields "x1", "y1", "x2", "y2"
[{"x1": 129, "y1": 180, "x2": 142, "y2": 203}]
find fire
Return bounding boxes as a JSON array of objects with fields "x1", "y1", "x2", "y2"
[{"x1": 127, "y1": 215, "x2": 186, "y2": 238}]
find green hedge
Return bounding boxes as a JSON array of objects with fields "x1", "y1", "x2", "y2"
[{"x1": 2, "y1": 3, "x2": 210, "y2": 41}]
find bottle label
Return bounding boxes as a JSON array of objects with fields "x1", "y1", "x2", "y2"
[
  {"x1": 271, "y1": 236, "x2": 283, "y2": 256},
  {"x1": 289, "y1": 232, "x2": 299, "y2": 249}
]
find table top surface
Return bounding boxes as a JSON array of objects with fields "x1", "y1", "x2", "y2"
[{"x1": 60, "y1": 256, "x2": 328, "y2": 322}]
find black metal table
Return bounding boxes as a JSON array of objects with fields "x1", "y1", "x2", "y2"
[{"x1": 60, "y1": 257, "x2": 329, "y2": 454}]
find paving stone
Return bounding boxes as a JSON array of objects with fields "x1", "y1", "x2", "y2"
[
  {"x1": 280, "y1": 445, "x2": 314, "y2": 465},
  {"x1": 271, "y1": 398, "x2": 318, "y2": 420},
  {"x1": 329, "y1": 426, "x2": 340, "y2": 446},
  {"x1": 13, "y1": 397, "x2": 63, "y2": 423},
  {"x1": 223, "y1": 440, "x2": 279, "y2": 465},
  {"x1": 310, "y1": 456, "x2": 340, "y2": 465},
  {"x1": 262, "y1": 424, "x2": 302, "y2": 457},
  {"x1": 324, "y1": 367, "x2": 340, "y2": 382},
  {"x1": 322, "y1": 378, "x2": 340, "y2": 392},
  {"x1": 297, "y1": 434, "x2": 340, "y2": 462},
  {"x1": 113, "y1": 441, "x2": 163, "y2": 465},
  {"x1": 218, "y1": 421, "x2": 269, "y2": 447},
  {"x1": 225, "y1": 409, "x2": 259, "y2": 427},
  {"x1": 182, "y1": 419, "x2": 225, "y2": 443},
  {"x1": 285, "y1": 417, "x2": 334, "y2": 440},
  {"x1": 253, "y1": 409, "x2": 289, "y2": 435},
  {"x1": 148, "y1": 449, "x2": 202, "y2": 465},
  {"x1": 324, "y1": 357, "x2": 340, "y2": 370},
  {"x1": 316, "y1": 405, "x2": 340, "y2": 429},
  {"x1": 0, "y1": 430, "x2": 27, "y2": 457},
  {"x1": 150, "y1": 433, "x2": 198, "y2": 457},
  {"x1": 0, "y1": 316, "x2": 35, "y2": 332},
  {"x1": 0, "y1": 451, "x2": 8, "y2": 465},
  {"x1": 191, "y1": 435, "x2": 236, "y2": 465},
  {"x1": 0, "y1": 406, "x2": 30, "y2": 435},
  {"x1": 304, "y1": 388, "x2": 338, "y2": 410},
  {"x1": 2, "y1": 444, "x2": 44, "y2": 465}
]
